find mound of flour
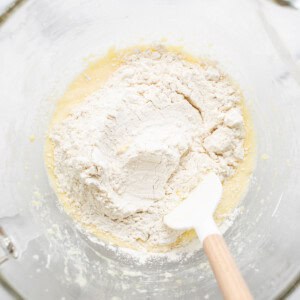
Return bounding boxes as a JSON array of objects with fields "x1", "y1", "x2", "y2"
[{"x1": 50, "y1": 47, "x2": 245, "y2": 249}]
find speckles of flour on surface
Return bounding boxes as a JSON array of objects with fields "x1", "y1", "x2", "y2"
[{"x1": 50, "y1": 47, "x2": 245, "y2": 251}]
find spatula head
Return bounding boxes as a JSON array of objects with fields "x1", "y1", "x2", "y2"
[{"x1": 164, "y1": 173, "x2": 223, "y2": 230}]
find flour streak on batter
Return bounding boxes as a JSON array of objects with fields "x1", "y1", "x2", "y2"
[{"x1": 46, "y1": 46, "x2": 254, "y2": 252}]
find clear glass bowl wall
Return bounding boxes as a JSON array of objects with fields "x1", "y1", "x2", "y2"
[{"x1": 0, "y1": 0, "x2": 299, "y2": 299}]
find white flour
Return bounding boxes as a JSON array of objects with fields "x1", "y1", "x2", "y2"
[{"x1": 50, "y1": 47, "x2": 245, "y2": 250}]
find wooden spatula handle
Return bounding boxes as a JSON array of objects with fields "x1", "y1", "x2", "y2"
[{"x1": 203, "y1": 234, "x2": 253, "y2": 300}]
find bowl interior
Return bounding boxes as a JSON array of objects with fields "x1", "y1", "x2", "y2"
[{"x1": 0, "y1": 1, "x2": 300, "y2": 299}]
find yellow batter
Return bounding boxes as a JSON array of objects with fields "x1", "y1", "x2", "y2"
[{"x1": 45, "y1": 46, "x2": 255, "y2": 252}]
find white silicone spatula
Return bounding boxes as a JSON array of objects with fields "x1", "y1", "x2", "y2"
[{"x1": 164, "y1": 173, "x2": 253, "y2": 300}]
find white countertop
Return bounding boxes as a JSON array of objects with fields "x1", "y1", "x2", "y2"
[{"x1": 259, "y1": 0, "x2": 300, "y2": 64}]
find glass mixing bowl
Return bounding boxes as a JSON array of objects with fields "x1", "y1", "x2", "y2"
[{"x1": 0, "y1": 0, "x2": 299, "y2": 299}]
